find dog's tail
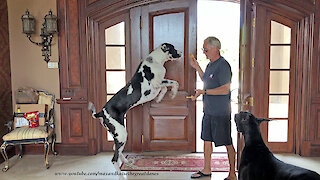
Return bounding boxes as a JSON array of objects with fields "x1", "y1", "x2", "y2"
[{"x1": 88, "y1": 102, "x2": 104, "y2": 119}]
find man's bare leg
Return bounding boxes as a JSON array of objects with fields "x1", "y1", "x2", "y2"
[
  {"x1": 226, "y1": 144, "x2": 237, "y2": 180},
  {"x1": 191, "y1": 141, "x2": 212, "y2": 177}
]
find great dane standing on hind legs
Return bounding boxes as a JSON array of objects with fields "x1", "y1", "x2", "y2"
[
  {"x1": 88, "y1": 43, "x2": 182, "y2": 174},
  {"x1": 235, "y1": 111, "x2": 320, "y2": 180}
]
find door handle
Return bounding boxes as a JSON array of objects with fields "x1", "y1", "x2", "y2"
[
  {"x1": 241, "y1": 97, "x2": 253, "y2": 107},
  {"x1": 240, "y1": 94, "x2": 253, "y2": 107}
]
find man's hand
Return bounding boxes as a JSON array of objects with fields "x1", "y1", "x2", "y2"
[
  {"x1": 190, "y1": 54, "x2": 204, "y2": 80},
  {"x1": 189, "y1": 54, "x2": 199, "y2": 69},
  {"x1": 191, "y1": 89, "x2": 204, "y2": 101}
]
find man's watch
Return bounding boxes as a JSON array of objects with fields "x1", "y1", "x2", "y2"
[{"x1": 204, "y1": 89, "x2": 207, "y2": 95}]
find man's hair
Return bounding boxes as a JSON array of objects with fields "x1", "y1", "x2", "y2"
[{"x1": 204, "y1": 36, "x2": 221, "y2": 50}]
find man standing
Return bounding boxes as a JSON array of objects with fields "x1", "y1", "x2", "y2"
[{"x1": 190, "y1": 37, "x2": 236, "y2": 180}]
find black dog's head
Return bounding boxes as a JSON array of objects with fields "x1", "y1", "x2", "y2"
[
  {"x1": 160, "y1": 43, "x2": 182, "y2": 61},
  {"x1": 234, "y1": 111, "x2": 270, "y2": 133}
]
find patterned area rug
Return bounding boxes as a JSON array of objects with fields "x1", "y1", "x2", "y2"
[{"x1": 120, "y1": 154, "x2": 230, "y2": 172}]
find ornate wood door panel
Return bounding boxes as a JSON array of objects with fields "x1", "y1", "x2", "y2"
[
  {"x1": 139, "y1": 0, "x2": 197, "y2": 151},
  {"x1": 57, "y1": 0, "x2": 89, "y2": 155}
]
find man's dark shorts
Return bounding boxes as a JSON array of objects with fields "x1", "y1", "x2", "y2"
[{"x1": 201, "y1": 114, "x2": 232, "y2": 147}]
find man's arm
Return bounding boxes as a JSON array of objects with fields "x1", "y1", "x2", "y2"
[
  {"x1": 190, "y1": 54, "x2": 204, "y2": 81},
  {"x1": 195, "y1": 66, "x2": 204, "y2": 81},
  {"x1": 191, "y1": 83, "x2": 230, "y2": 101},
  {"x1": 205, "y1": 83, "x2": 230, "y2": 95}
]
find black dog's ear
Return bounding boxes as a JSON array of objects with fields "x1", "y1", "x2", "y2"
[
  {"x1": 244, "y1": 113, "x2": 251, "y2": 121},
  {"x1": 244, "y1": 111, "x2": 254, "y2": 121},
  {"x1": 256, "y1": 118, "x2": 271, "y2": 125}
]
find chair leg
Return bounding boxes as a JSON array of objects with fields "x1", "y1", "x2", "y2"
[
  {"x1": 44, "y1": 141, "x2": 50, "y2": 169},
  {"x1": 51, "y1": 133, "x2": 57, "y2": 156},
  {"x1": 18, "y1": 144, "x2": 23, "y2": 158},
  {"x1": 1, "y1": 143, "x2": 9, "y2": 172}
]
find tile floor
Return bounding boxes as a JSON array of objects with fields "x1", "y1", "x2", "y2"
[{"x1": 0, "y1": 152, "x2": 319, "y2": 180}]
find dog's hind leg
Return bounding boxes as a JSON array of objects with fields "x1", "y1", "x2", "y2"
[
  {"x1": 112, "y1": 143, "x2": 127, "y2": 164},
  {"x1": 119, "y1": 153, "x2": 128, "y2": 164},
  {"x1": 111, "y1": 133, "x2": 127, "y2": 174},
  {"x1": 118, "y1": 142, "x2": 128, "y2": 164},
  {"x1": 111, "y1": 139, "x2": 122, "y2": 174}
]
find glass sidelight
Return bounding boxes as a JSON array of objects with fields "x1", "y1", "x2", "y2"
[
  {"x1": 268, "y1": 119, "x2": 288, "y2": 142},
  {"x1": 105, "y1": 22, "x2": 126, "y2": 141},
  {"x1": 267, "y1": 20, "x2": 291, "y2": 143}
]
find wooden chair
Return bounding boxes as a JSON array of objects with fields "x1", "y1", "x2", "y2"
[{"x1": 1, "y1": 90, "x2": 57, "y2": 172}]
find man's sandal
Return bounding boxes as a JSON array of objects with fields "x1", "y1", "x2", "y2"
[
  {"x1": 191, "y1": 171, "x2": 212, "y2": 178},
  {"x1": 224, "y1": 177, "x2": 237, "y2": 180}
]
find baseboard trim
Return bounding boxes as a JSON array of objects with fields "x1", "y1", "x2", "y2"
[
  {"x1": 56, "y1": 144, "x2": 89, "y2": 155},
  {"x1": 8, "y1": 143, "x2": 90, "y2": 156}
]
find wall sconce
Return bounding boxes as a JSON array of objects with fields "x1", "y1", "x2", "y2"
[{"x1": 21, "y1": 9, "x2": 58, "y2": 63}]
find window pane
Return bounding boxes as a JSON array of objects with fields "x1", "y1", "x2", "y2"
[
  {"x1": 107, "y1": 95, "x2": 113, "y2": 102},
  {"x1": 105, "y1": 22, "x2": 125, "y2": 45},
  {"x1": 106, "y1": 71, "x2": 126, "y2": 94},
  {"x1": 107, "y1": 131, "x2": 113, "y2": 141},
  {"x1": 270, "y1": 46, "x2": 290, "y2": 69},
  {"x1": 271, "y1": 21, "x2": 291, "y2": 44},
  {"x1": 269, "y1": 96, "x2": 289, "y2": 118},
  {"x1": 268, "y1": 120, "x2": 288, "y2": 142},
  {"x1": 153, "y1": 12, "x2": 185, "y2": 54},
  {"x1": 269, "y1": 71, "x2": 289, "y2": 94},
  {"x1": 106, "y1": 47, "x2": 125, "y2": 69}
]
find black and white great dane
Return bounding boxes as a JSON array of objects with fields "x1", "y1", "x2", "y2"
[
  {"x1": 88, "y1": 43, "x2": 182, "y2": 173},
  {"x1": 235, "y1": 111, "x2": 320, "y2": 180}
]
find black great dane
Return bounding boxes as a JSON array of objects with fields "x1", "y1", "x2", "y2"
[
  {"x1": 89, "y1": 43, "x2": 182, "y2": 173},
  {"x1": 235, "y1": 111, "x2": 320, "y2": 180}
]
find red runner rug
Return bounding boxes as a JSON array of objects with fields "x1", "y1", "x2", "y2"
[{"x1": 120, "y1": 154, "x2": 230, "y2": 172}]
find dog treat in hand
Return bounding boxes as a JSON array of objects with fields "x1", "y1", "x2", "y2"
[{"x1": 189, "y1": 54, "x2": 195, "y2": 59}]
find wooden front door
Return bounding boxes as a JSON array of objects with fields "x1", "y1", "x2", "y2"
[
  {"x1": 240, "y1": 0, "x2": 315, "y2": 154},
  {"x1": 252, "y1": 5, "x2": 297, "y2": 153},
  {"x1": 138, "y1": 0, "x2": 197, "y2": 151},
  {"x1": 99, "y1": 12, "x2": 133, "y2": 151}
]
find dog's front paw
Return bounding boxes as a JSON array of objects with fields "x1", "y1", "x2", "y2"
[
  {"x1": 169, "y1": 90, "x2": 177, "y2": 99},
  {"x1": 155, "y1": 97, "x2": 162, "y2": 103},
  {"x1": 155, "y1": 86, "x2": 167, "y2": 103},
  {"x1": 169, "y1": 83, "x2": 179, "y2": 99}
]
